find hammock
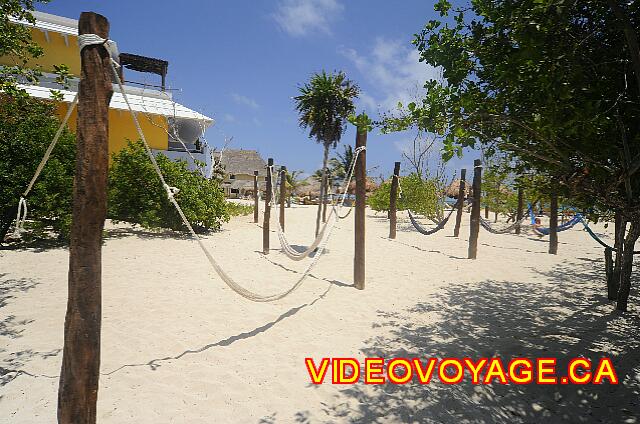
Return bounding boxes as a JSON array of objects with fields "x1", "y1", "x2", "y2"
[
  {"x1": 408, "y1": 207, "x2": 456, "y2": 236},
  {"x1": 479, "y1": 214, "x2": 529, "y2": 234},
  {"x1": 580, "y1": 217, "x2": 640, "y2": 254},
  {"x1": 532, "y1": 214, "x2": 583, "y2": 236}
]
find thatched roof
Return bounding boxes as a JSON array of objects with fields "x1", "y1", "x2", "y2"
[
  {"x1": 294, "y1": 177, "x2": 320, "y2": 196},
  {"x1": 347, "y1": 177, "x2": 379, "y2": 194},
  {"x1": 445, "y1": 179, "x2": 471, "y2": 198},
  {"x1": 218, "y1": 149, "x2": 267, "y2": 177}
]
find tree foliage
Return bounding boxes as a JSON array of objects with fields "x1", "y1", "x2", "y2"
[
  {"x1": 0, "y1": 95, "x2": 75, "y2": 239},
  {"x1": 368, "y1": 173, "x2": 441, "y2": 217},
  {"x1": 108, "y1": 140, "x2": 230, "y2": 233},
  {"x1": 383, "y1": 0, "x2": 640, "y2": 220}
]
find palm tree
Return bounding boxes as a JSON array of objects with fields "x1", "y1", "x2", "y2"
[
  {"x1": 285, "y1": 170, "x2": 304, "y2": 207},
  {"x1": 294, "y1": 70, "x2": 359, "y2": 235},
  {"x1": 328, "y1": 144, "x2": 355, "y2": 187}
]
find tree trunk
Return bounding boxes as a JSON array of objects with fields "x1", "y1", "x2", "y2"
[
  {"x1": 389, "y1": 162, "x2": 400, "y2": 239},
  {"x1": 315, "y1": 144, "x2": 330, "y2": 236},
  {"x1": 468, "y1": 160, "x2": 482, "y2": 259},
  {"x1": 484, "y1": 205, "x2": 489, "y2": 219},
  {"x1": 549, "y1": 192, "x2": 558, "y2": 254},
  {"x1": 494, "y1": 211, "x2": 498, "y2": 223},
  {"x1": 616, "y1": 219, "x2": 640, "y2": 312},
  {"x1": 58, "y1": 12, "x2": 112, "y2": 424},
  {"x1": 610, "y1": 212, "x2": 626, "y2": 300},
  {"x1": 453, "y1": 168, "x2": 466, "y2": 237}
]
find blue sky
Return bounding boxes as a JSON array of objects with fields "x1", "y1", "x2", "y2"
[{"x1": 37, "y1": 0, "x2": 475, "y2": 178}]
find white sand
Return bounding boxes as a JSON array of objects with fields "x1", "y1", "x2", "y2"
[{"x1": 1, "y1": 206, "x2": 639, "y2": 423}]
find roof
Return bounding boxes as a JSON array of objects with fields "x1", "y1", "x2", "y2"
[
  {"x1": 218, "y1": 149, "x2": 267, "y2": 176},
  {"x1": 11, "y1": 11, "x2": 78, "y2": 36},
  {"x1": 19, "y1": 83, "x2": 213, "y2": 124}
]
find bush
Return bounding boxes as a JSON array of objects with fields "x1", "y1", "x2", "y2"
[
  {"x1": 108, "y1": 140, "x2": 229, "y2": 232},
  {"x1": 368, "y1": 173, "x2": 441, "y2": 217},
  {"x1": 226, "y1": 202, "x2": 253, "y2": 216},
  {"x1": 0, "y1": 95, "x2": 76, "y2": 240}
]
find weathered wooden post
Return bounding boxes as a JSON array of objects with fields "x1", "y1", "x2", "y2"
[
  {"x1": 253, "y1": 170, "x2": 259, "y2": 224},
  {"x1": 58, "y1": 12, "x2": 112, "y2": 424},
  {"x1": 453, "y1": 168, "x2": 466, "y2": 237},
  {"x1": 279, "y1": 165, "x2": 286, "y2": 231},
  {"x1": 549, "y1": 191, "x2": 558, "y2": 254},
  {"x1": 468, "y1": 160, "x2": 482, "y2": 259},
  {"x1": 354, "y1": 129, "x2": 367, "y2": 290},
  {"x1": 389, "y1": 161, "x2": 401, "y2": 239},
  {"x1": 263, "y1": 158, "x2": 273, "y2": 255},
  {"x1": 515, "y1": 187, "x2": 524, "y2": 235}
]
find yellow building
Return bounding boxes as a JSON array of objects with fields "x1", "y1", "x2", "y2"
[{"x1": 1, "y1": 11, "x2": 214, "y2": 162}]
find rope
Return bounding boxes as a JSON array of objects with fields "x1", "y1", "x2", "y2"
[
  {"x1": 408, "y1": 207, "x2": 456, "y2": 236},
  {"x1": 9, "y1": 87, "x2": 79, "y2": 237},
  {"x1": 267, "y1": 147, "x2": 364, "y2": 261},
  {"x1": 395, "y1": 175, "x2": 456, "y2": 236},
  {"x1": 93, "y1": 35, "x2": 340, "y2": 302},
  {"x1": 579, "y1": 217, "x2": 640, "y2": 254},
  {"x1": 479, "y1": 214, "x2": 529, "y2": 235},
  {"x1": 532, "y1": 214, "x2": 583, "y2": 236}
]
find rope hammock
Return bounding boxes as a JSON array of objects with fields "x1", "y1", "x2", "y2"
[
  {"x1": 396, "y1": 175, "x2": 456, "y2": 236},
  {"x1": 408, "y1": 207, "x2": 456, "y2": 236},
  {"x1": 267, "y1": 147, "x2": 364, "y2": 261},
  {"x1": 532, "y1": 214, "x2": 583, "y2": 236},
  {"x1": 478, "y1": 205, "x2": 533, "y2": 235},
  {"x1": 579, "y1": 217, "x2": 640, "y2": 254},
  {"x1": 81, "y1": 34, "x2": 350, "y2": 302}
]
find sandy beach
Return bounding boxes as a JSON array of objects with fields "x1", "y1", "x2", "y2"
[{"x1": 1, "y1": 205, "x2": 639, "y2": 423}]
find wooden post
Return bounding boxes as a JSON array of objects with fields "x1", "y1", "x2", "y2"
[
  {"x1": 279, "y1": 166, "x2": 286, "y2": 231},
  {"x1": 453, "y1": 169, "x2": 466, "y2": 237},
  {"x1": 263, "y1": 158, "x2": 273, "y2": 255},
  {"x1": 389, "y1": 162, "x2": 401, "y2": 239},
  {"x1": 549, "y1": 191, "x2": 558, "y2": 254},
  {"x1": 515, "y1": 187, "x2": 524, "y2": 235},
  {"x1": 468, "y1": 160, "x2": 482, "y2": 259},
  {"x1": 58, "y1": 12, "x2": 112, "y2": 424},
  {"x1": 253, "y1": 170, "x2": 259, "y2": 223},
  {"x1": 354, "y1": 130, "x2": 367, "y2": 289}
]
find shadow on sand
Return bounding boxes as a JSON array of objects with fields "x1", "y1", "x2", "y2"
[{"x1": 282, "y1": 259, "x2": 640, "y2": 423}]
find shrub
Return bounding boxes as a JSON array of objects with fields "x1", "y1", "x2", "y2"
[
  {"x1": 108, "y1": 140, "x2": 229, "y2": 232},
  {"x1": 226, "y1": 202, "x2": 253, "y2": 216},
  {"x1": 0, "y1": 95, "x2": 75, "y2": 240},
  {"x1": 368, "y1": 173, "x2": 441, "y2": 217}
]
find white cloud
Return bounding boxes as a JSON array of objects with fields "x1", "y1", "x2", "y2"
[
  {"x1": 273, "y1": 0, "x2": 343, "y2": 37},
  {"x1": 231, "y1": 93, "x2": 259, "y2": 109},
  {"x1": 223, "y1": 113, "x2": 236, "y2": 122},
  {"x1": 339, "y1": 37, "x2": 442, "y2": 113}
]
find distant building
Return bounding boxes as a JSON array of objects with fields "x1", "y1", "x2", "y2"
[{"x1": 217, "y1": 149, "x2": 268, "y2": 198}]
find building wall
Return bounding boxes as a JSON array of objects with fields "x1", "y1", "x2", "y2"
[
  {"x1": 0, "y1": 28, "x2": 80, "y2": 76},
  {"x1": 56, "y1": 102, "x2": 169, "y2": 159}
]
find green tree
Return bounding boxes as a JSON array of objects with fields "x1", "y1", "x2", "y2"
[
  {"x1": 108, "y1": 140, "x2": 230, "y2": 232},
  {"x1": 285, "y1": 169, "x2": 304, "y2": 207},
  {"x1": 1, "y1": 1, "x2": 71, "y2": 99},
  {"x1": 383, "y1": 0, "x2": 640, "y2": 311},
  {"x1": 0, "y1": 95, "x2": 75, "y2": 241},
  {"x1": 369, "y1": 173, "x2": 441, "y2": 217},
  {"x1": 294, "y1": 70, "x2": 359, "y2": 235}
]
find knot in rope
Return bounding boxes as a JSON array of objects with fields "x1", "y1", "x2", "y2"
[
  {"x1": 163, "y1": 185, "x2": 180, "y2": 199},
  {"x1": 77, "y1": 34, "x2": 120, "y2": 67},
  {"x1": 12, "y1": 197, "x2": 28, "y2": 236}
]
